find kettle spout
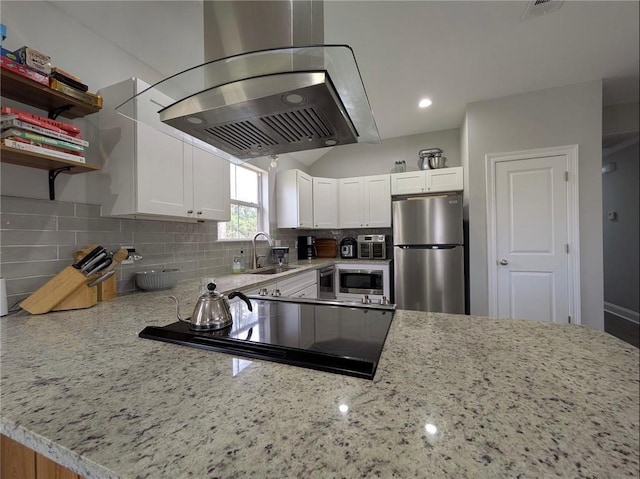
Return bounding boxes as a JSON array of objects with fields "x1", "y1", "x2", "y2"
[{"x1": 169, "y1": 296, "x2": 189, "y2": 323}]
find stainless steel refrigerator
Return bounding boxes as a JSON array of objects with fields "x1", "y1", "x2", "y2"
[{"x1": 393, "y1": 193, "x2": 465, "y2": 313}]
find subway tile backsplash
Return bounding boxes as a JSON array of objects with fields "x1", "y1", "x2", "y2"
[{"x1": 0, "y1": 195, "x2": 298, "y2": 306}]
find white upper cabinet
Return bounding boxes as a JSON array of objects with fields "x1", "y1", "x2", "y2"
[
  {"x1": 97, "y1": 78, "x2": 230, "y2": 221},
  {"x1": 312, "y1": 177, "x2": 339, "y2": 229},
  {"x1": 338, "y1": 177, "x2": 365, "y2": 228},
  {"x1": 391, "y1": 166, "x2": 463, "y2": 195},
  {"x1": 339, "y1": 174, "x2": 391, "y2": 228},
  {"x1": 191, "y1": 144, "x2": 231, "y2": 221},
  {"x1": 277, "y1": 169, "x2": 313, "y2": 228},
  {"x1": 364, "y1": 174, "x2": 392, "y2": 227}
]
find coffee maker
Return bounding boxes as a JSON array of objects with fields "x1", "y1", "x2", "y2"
[{"x1": 297, "y1": 236, "x2": 317, "y2": 260}]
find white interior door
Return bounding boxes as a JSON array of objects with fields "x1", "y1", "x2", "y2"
[{"x1": 490, "y1": 151, "x2": 576, "y2": 323}]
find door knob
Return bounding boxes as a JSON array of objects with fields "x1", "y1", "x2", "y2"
[{"x1": 499, "y1": 259, "x2": 509, "y2": 265}]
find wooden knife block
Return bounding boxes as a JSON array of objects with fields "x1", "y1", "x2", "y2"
[
  {"x1": 53, "y1": 283, "x2": 97, "y2": 311},
  {"x1": 53, "y1": 273, "x2": 117, "y2": 311}
]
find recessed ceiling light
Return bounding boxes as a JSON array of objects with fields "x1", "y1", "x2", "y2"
[{"x1": 418, "y1": 98, "x2": 433, "y2": 108}]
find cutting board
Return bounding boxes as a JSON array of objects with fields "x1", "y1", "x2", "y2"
[{"x1": 316, "y1": 238, "x2": 338, "y2": 258}]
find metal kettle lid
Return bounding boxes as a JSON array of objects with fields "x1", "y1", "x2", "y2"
[{"x1": 201, "y1": 282, "x2": 222, "y2": 299}]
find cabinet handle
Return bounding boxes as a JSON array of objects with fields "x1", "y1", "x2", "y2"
[
  {"x1": 197, "y1": 211, "x2": 203, "y2": 215},
  {"x1": 187, "y1": 210, "x2": 194, "y2": 214}
]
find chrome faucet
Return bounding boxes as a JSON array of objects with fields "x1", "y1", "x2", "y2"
[{"x1": 252, "y1": 232, "x2": 274, "y2": 269}]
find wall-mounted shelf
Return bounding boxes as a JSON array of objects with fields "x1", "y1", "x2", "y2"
[
  {"x1": 1, "y1": 69, "x2": 102, "y2": 200},
  {"x1": 0, "y1": 69, "x2": 101, "y2": 119},
  {"x1": 1, "y1": 145, "x2": 100, "y2": 199}
]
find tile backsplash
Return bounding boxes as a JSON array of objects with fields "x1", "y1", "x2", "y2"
[{"x1": 0, "y1": 195, "x2": 298, "y2": 306}]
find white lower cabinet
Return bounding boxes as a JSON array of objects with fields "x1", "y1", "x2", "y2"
[
  {"x1": 391, "y1": 167, "x2": 463, "y2": 195},
  {"x1": 339, "y1": 174, "x2": 391, "y2": 228},
  {"x1": 97, "y1": 78, "x2": 230, "y2": 221},
  {"x1": 244, "y1": 270, "x2": 318, "y2": 299}
]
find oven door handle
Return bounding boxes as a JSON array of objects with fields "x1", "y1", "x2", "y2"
[
  {"x1": 319, "y1": 267, "x2": 336, "y2": 278},
  {"x1": 338, "y1": 269, "x2": 383, "y2": 276}
]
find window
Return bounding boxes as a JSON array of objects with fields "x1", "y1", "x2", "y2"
[{"x1": 218, "y1": 164, "x2": 267, "y2": 240}]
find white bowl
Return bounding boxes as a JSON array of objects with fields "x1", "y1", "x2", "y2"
[{"x1": 135, "y1": 269, "x2": 179, "y2": 291}]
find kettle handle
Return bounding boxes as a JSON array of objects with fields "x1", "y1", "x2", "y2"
[
  {"x1": 228, "y1": 291, "x2": 253, "y2": 312},
  {"x1": 169, "y1": 295, "x2": 190, "y2": 324}
]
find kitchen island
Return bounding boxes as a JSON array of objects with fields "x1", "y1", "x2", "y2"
[{"x1": 1, "y1": 270, "x2": 638, "y2": 479}]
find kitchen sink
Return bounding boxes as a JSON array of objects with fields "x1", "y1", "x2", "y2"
[{"x1": 244, "y1": 266, "x2": 299, "y2": 275}]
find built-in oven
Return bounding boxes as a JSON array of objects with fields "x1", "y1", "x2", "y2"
[{"x1": 317, "y1": 265, "x2": 336, "y2": 300}]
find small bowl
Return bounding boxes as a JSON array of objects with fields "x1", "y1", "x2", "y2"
[
  {"x1": 428, "y1": 156, "x2": 447, "y2": 169},
  {"x1": 135, "y1": 269, "x2": 179, "y2": 291}
]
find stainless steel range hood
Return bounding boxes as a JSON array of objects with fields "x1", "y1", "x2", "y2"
[{"x1": 116, "y1": 1, "x2": 379, "y2": 163}]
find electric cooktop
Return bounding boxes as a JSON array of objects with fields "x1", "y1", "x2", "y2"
[{"x1": 139, "y1": 296, "x2": 395, "y2": 379}]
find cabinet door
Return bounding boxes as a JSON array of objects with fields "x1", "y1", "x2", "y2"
[
  {"x1": 36, "y1": 453, "x2": 80, "y2": 479},
  {"x1": 427, "y1": 166, "x2": 464, "y2": 192},
  {"x1": 244, "y1": 281, "x2": 278, "y2": 296},
  {"x1": 312, "y1": 177, "x2": 338, "y2": 228},
  {"x1": 291, "y1": 283, "x2": 318, "y2": 299},
  {"x1": 297, "y1": 171, "x2": 314, "y2": 228},
  {"x1": 136, "y1": 124, "x2": 192, "y2": 217},
  {"x1": 338, "y1": 177, "x2": 365, "y2": 228},
  {"x1": 1, "y1": 434, "x2": 35, "y2": 479},
  {"x1": 390, "y1": 171, "x2": 426, "y2": 195},
  {"x1": 192, "y1": 145, "x2": 230, "y2": 221},
  {"x1": 364, "y1": 175, "x2": 391, "y2": 227}
]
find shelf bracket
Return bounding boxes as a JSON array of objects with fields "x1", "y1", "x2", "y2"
[
  {"x1": 48, "y1": 105, "x2": 73, "y2": 120},
  {"x1": 48, "y1": 166, "x2": 72, "y2": 200}
]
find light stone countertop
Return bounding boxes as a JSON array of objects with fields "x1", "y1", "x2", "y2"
[{"x1": 1, "y1": 261, "x2": 638, "y2": 479}]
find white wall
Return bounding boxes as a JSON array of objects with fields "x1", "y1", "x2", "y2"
[
  {"x1": 603, "y1": 102, "x2": 640, "y2": 135},
  {"x1": 465, "y1": 80, "x2": 604, "y2": 330},
  {"x1": 309, "y1": 128, "x2": 460, "y2": 178},
  {"x1": 0, "y1": 1, "x2": 201, "y2": 203}
]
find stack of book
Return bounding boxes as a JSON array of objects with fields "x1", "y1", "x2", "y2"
[{"x1": 1, "y1": 106, "x2": 88, "y2": 163}]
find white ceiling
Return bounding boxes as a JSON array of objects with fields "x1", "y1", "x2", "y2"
[{"x1": 49, "y1": 1, "x2": 640, "y2": 165}]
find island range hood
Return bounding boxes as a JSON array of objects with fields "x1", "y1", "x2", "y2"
[{"x1": 116, "y1": 1, "x2": 380, "y2": 163}]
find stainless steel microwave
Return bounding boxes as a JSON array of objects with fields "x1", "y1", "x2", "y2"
[
  {"x1": 338, "y1": 268, "x2": 384, "y2": 295},
  {"x1": 357, "y1": 235, "x2": 387, "y2": 260}
]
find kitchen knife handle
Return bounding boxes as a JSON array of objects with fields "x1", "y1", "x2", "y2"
[
  {"x1": 87, "y1": 257, "x2": 113, "y2": 276},
  {"x1": 73, "y1": 245, "x2": 104, "y2": 270},
  {"x1": 81, "y1": 251, "x2": 107, "y2": 273}
]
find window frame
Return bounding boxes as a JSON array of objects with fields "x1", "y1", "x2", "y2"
[{"x1": 217, "y1": 163, "x2": 269, "y2": 242}]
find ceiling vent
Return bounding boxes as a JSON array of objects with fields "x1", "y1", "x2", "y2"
[{"x1": 521, "y1": 0, "x2": 564, "y2": 20}]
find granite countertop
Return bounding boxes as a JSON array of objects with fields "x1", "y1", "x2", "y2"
[{"x1": 1, "y1": 265, "x2": 638, "y2": 479}]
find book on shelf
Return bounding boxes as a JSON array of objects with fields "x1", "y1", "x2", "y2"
[
  {"x1": 3, "y1": 138, "x2": 86, "y2": 164},
  {"x1": 1, "y1": 128, "x2": 85, "y2": 153},
  {"x1": 1, "y1": 106, "x2": 81, "y2": 135},
  {"x1": 0, "y1": 117, "x2": 89, "y2": 147}
]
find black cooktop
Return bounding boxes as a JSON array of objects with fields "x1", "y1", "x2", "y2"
[{"x1": 139, "y1": 297, "x2": 395, "y2": 379}]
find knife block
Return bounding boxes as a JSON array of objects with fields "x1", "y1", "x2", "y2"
[
  {"x1": 20, "y1": 266, "x2": 89, "y2": 314},
  {"x1": 97, "y1": 273, "x2": 117, "y2": 301},
  {"x1": 53, "y1": 283, "x2": 98, "y2": 311}
]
